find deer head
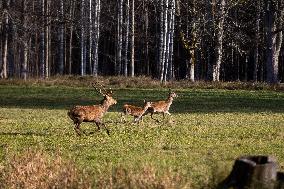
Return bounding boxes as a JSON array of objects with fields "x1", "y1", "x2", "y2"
[
  {"x1": 168, "y1": 89, "x2": 178, "y2": 98},
  {"x1": 92, "y1": 82, "x2": 117, "y2": 107}
]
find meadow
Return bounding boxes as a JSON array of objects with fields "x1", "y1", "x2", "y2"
[{"x1": 0, "y1": 78, "x2": 284, "y2": 188}]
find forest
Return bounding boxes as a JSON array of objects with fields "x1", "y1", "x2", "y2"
[
  {"x1": 0, "y1": 0, "x2": 284, "y2": 83},
  {"x1": 1, "y1": 1, "x2": 284, "y2": 188}
]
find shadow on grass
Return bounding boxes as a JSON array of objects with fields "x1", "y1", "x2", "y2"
[
  {"x1": 1, "y1": 86, "x2": 284, "y2": 113},
  {"x1": 0, "y1": 132, "x2": 50, "y2": 137}
]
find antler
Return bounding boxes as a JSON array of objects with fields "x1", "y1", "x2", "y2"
[
  {"x1": 92, "y1": 82, "x2": 113, "y2": 96},
  {"x1": 92, "y1": 82, "x2": 106, "y2": 96}
]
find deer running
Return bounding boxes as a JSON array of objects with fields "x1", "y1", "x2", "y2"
[
  {"x1": 67, "y1": 83, "x2": 117, "y2": 136},
  {"x1": 145, "y1": 89, "x2": 178, "y2": 122},
  {"x1": 121, "y1": 100, "x2": 152, "y2": 123}
]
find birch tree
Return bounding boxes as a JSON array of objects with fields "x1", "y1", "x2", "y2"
[
  {"x1": 159, "y1": 0, "x2": 168, "y2": 83},
  {"x1": 158, "y1": 0, "x2": 176, "y2": 83},
  {"x1": 253, "y1": 0, "x2": 261, "y2": 82},
  {"x1": 81, "y1": 0, "x2": 86, "y2": 76},
  {"x1": 265, "y1": 0, "x2": 284, "y2": 83},
  {"x1": 39, "y1": 0, "x2": 45, "y2": 78},
  {"x1": 67, "y1": 0, "x2": 75, "y2": 74},
  {"x1": 88, "y1": 0, "x2": 93, "y2": 75},
  {"x1": 212, "y1": 0, "x2": 226, "y2": 82},
  {"x1": 130, "y1": 0, "x2": 135, "y2": 77},
  {"x1": 92, "y1": 0, "x2": 101, "y2": 76},
  {"x1": 124, "y1": 0, "x2": 130, "y2": 76},
  {"x1": 0, "y1": 0, "x2": 10, "y2": 79},
  {"x1": 164, "y1": 0, "x2": 175, "y2": 82},
  {"x1": 21, "y1": 0, "x2": 28, "y2": 80},
  {"x1": 116, "y1": 0, "x2": 124, "y2": 75},
  {"x1": 45, "y1": 0, "x2": 51, "y2": 78},
  {"x1": 176, "y1": 0, "x2": 197, "y2": 82},
  {"x1": 58, "y1": 0, "x2": 64, "y2": 74}
]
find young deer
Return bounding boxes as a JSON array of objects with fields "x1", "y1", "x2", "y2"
[
  {"x1": 68, "y1": 83, "x2": 117, "y2": 136},
  {"x1": 121, "y1": 100, "x2": 152, "y2": 123},
  {"x1": 145, "y1": 89, "x2": 178, "y2": 122}
]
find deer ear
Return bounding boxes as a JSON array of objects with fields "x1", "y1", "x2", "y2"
[{"x1": 143, "y1": 99, "x2": 146, "y2": 103}]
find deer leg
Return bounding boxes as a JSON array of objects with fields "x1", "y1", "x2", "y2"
[
  {"x1": 140, "y1": 116, "x2": 144, "y2": 123},
  {"x1": 121, "y1": 112, "x2": 127, "y2": 123},
  {"x1": 95, "y1": 121, "x2": 101, "y2": 130},
  {"x1": 151, "y1": 113, "x2": 160, "y2": 123},
  {"x1": 132, "y1": 117, "x2": 137, "y2": 124},
  {"x1": 166, "y1": 112, "x2": 174, "y2": 123},
  {"x1": 95, "y1": 120, "x2": 110, "y2": 136},
  {"x1": 136, "y1": 116, "x2": 141, "y2": 124},
  {"x1": 133, "y1": 116, "x2": 140, "y2": 124},
  {"x1": 101, "y1": 122, "x2": 110, "y2": 136},
  {"x1": 76, "y1": 122, "x2": 88, "y2": 135},
  {"x1": 138, "y1": 115, "x2": 145, "y2": 124},
  {"x1": 74, "y1": 122, "x2": 82, "y2": 136}
]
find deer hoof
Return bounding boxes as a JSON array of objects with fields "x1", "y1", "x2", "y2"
[{"x1": 106, "y1": 130, "x2": 110, "y2": 136}]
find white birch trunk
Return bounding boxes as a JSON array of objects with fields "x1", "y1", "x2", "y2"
[
  {"x1": 92, "y1": 0, "x2": 97, "y2": 76},
  {"x1": 93, "y1": 0, "x2": 101, "y2": 76},
  {"x1": 45, "y1": 0, "x2": 50, "y2": 78},
  {"x1": 162, "y1": 0, "x2": 170, "y2": 83},
  {"x1": 59, "y1": 0, "x2": 64, "y2": 74},
  {"x1": 68, "y1": 0, "x2": 75, "y2": 74},
  {"x1": 189, "y1": 0, "x2": 196, "y2": 82},
  {"x1": 163, "y1": 0, "x2": 175, "y2": 83},
  {"x1": 22, "y1": 0, "x2": 28, "y2": 80},
  {"x1": 253, "y1": 0, "x2": 260, "y2": 82},
  {"x1": 116, "y1": 0, "x2": 124, "y2": 75},
  {"x1": 0, "y1": 0, "x2": 9, "y2": 79},
  {"x1": 265, "y1": 0, "x2": 284, "y2": 83},
  {"x1": 167, "y1": 0, "x2": 176, "y2": 80},
  {"x1": 124, "y1": 0, "x2": 130, "y2": 76},
  {"x1": 88, "y1": 0, "x2": 92, "y2": 74},
  {"x1": 189, "y1": 49, "x2": 195, "y2": 82},
  {"x1": 213, "y1": 0, "x2": 226, "y2": 82},
  {"x1": 81, "y1": 0, "x2": 86, "y2": 76},
  {"x1": 272, "y1": 0, "x2": 284, "y2": 83},
  {"x1": 145, "y1": 3, "x2": 149, "y2": 75},
  {"x1": 158, "y1": 0, "x2": 164, "y2": 77},
  {"x1": 40, "y1": 0, "x2": 45, "y2": 78},
  {"x1": 130, "y1": 0, "x2": 135, "y2": 77},
  {"x1": 160, "y1": 0, "x2": 168, "y2": 83}
]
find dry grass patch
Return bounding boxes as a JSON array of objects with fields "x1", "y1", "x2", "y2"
[
  {"x1": 1, "y1": 75, "x2": 284, "y2": 91},
  {"x1": 96, "y1": 166, "x2": 191, "y2": 189},
  {"x1": 0, "y1": 149, "x2": 93, "y2": 189}
]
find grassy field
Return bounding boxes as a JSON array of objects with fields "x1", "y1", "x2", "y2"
[{"x1": 0, "y1": 82, "x2": 284, "y2": 188}]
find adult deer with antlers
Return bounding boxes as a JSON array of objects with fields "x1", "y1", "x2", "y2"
[
  {"x1": 67, "y1": 83, "x2": 117, "y2": 136},
  {"x1": 145, "y1": 89, "x2": 178, "y2": 122},
  {"x1": 121, "y1": 100, "x2": 152, "y2": 123}
]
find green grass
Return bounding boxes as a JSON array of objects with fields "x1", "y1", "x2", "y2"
[{"x1": 0, "y1": 84, "x2": 284, "y2": 188}]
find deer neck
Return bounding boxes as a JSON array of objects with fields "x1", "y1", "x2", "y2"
[
  {"x1": 143, "y1": 105, "x2": 149, "y2": 112},
  {"x1": 166, "y1": 97, "x2": 174, "y2": 105},
  {"x1": 101, "y1": 100, "x2": 111, "y2": 112}
]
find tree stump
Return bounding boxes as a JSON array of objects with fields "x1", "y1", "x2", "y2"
[
  {"x1": 276, "y1": 172, "x2": 284, "y2": 189},
  {"x1": 218, "y1": 155, "x2": 278, "y2": 189}
]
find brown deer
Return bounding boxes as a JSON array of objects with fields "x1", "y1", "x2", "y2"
[
  {"x1": 121, "y1": 100, "x2": 152, "y2": 123},
  {"x1": 67, "y1": 83, "x2": 117, "y2": 136},
  {"x1": 145, "y1": 89, "x2": 178, "y2": 122}
]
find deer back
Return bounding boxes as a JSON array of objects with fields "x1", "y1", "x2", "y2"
[
  {"x1": 68, "y1": 82, "x2": 117, "y2": 122},
  {"x1": 123, "y1": 101, "x2": 152, "y2": 116},
  {"x1": 148, "y1": 90, "x2": 178, "y2": 113}
]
